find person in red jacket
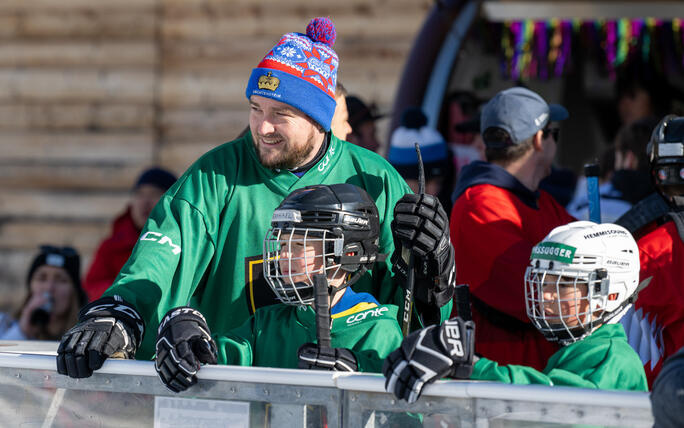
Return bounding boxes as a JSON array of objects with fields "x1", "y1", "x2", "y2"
[
  {"x1": 619, "y1": 115, "x2": 684, "y2": 388},
  {"x1": 450, "y1": 87, "x2": 575, "y2": 371},
  {"x1": 83, "y1": 167, "x2": 177, "y2": 302}
]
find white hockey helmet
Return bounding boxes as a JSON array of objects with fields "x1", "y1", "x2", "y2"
[{"x1": 524, "y1": 221, "x2": 640, "y2": 345}]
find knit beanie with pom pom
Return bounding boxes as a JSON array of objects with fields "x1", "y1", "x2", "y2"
[
  {"x1": 245, "y1": 17, "x2": 339, "y2": 131},
  {"x1": 388, "y1": 107, "x2": 450, "y2": 180}
]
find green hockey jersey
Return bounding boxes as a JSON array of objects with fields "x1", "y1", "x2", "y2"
[
  {"x1": 470, "y1": 324, "x2": 648, "y2": 391},
  {"x1": 215, "y1": 296, "x2": 402, "y2": 373},
  {"x1": 103, "y1": 132, "x2": 448, "y2": 359}
]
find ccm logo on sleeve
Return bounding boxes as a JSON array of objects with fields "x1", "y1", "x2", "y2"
[{"x1": 140, "y1": 232, "x2": 181, "y2": 255}]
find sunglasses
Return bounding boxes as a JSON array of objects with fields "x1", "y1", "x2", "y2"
[{"x1": 542, "y1": 127, "x2": 561, "y2": 142}]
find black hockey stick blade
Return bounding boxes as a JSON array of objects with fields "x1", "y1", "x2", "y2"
[
  {"x1": 401, "y1": 143, "x2": 425, "y2": 337},
  {"x1": 313, "y1": 274, "x2": 332, "y2": 349},
  {"x1": 454, "y1": 284, "x2": 472, "y2": 321}
]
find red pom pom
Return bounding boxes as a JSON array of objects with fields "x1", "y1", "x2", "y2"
[{"x1": 306, "y1": 17, "x2": 336, "y2": 47}]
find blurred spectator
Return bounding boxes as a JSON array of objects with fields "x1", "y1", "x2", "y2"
[
  {"x1": 651, "y1": 346, "x2": 684, "y2": 428},
  {"x1": 83, "y1": 167, "x2": 177, "y2": 302},
  {"x1": 612, "y1": 117, "x2": 658, "y2": 203},
  {"x1": 451, "y1": 113, "x2": 486, "y2": 190},
  {"x1": 0, "y1": 246, "x2": 86, "y2": 340},
  {"x1": 445, "y1": 90, "x2": 482, "y2": 145},
  {"x1": 566, "y1": 146, "x2": 629, "y2": 223},
  {"x1": 616, "y1": 70, "x2": 668, "y2": 127},
  {"x1": 447, "y1": 92, "x2": 487, "y2": 193},
  {"x1": 389, "y1": 106, "x2": 454, "y2": 212},
  {"x1": 346, "y1": 95, "x2": 384, "y2": 152},
  {"x1": 450, "y1": 87, "x2": 574, "y2": 371},
  {"x1": 330, "y1": 81, "x2": 352, "y2": 141},
  {"x1": 567, "y1": 117, "x2": 657, "y2": 222}
]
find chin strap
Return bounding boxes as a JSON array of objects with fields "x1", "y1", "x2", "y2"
[{"x1": 598, "y1": 276, "x2": 653, "y2": 327}]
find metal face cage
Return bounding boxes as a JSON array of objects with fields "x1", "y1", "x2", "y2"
[
  {"x1": 263, "y1": 227, "x2": 344, "y2": 306},
  {"x1": 524, "y1": 264, "x2": 609, "y2": 345}
]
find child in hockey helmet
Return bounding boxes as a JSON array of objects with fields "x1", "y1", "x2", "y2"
[
  {"x1": 384, "y1": 220, "x2": 648, "y2": 405},
  {"x1": 192, "y1": 183, "x2": 403, "y2": 374},
  {"x1": 263, "y1": 183, "x2": 384, "y2": 307},
  {"x1": 525, "y1": 221, "x2": 643, "y2": 345}
]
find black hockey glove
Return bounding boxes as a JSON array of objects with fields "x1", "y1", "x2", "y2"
[
  {"x1": 57, "y1": 296, "x2": 144, "y2": 378},
  {"x1": 391, "y1": 193, "x2": 456, "y2": 307},
  {"x1": 383, "y1": 317, "x2": 475, "y2": 404},
  {"x1": 155, "y1": 307, "x2": 218, "y2": 393},
  {"x1": 297, "y1": 343, "x2": 358, "y2": 372}
]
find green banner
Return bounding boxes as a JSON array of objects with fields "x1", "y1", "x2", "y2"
[{"x1": 530, "y1": 242, "x2": 576, "y2": 263}]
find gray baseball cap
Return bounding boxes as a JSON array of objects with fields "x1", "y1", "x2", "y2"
[{"x1": 480, "y1": 87, "x2": 569, "y2": 145}]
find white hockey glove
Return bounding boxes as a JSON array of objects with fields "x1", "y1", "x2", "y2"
[
  {"x1": 297, "y1": 343, "x2": 358, "y2": 372},
  {"x1": 155, "y1": 307, "x2": 217, "y2": 393},
  {"x1": 383, "y1": 317, "x2": 475, "y2": 403},
  {"x1": 57, "y1": 296, "x2": 144, "y2": 378}
]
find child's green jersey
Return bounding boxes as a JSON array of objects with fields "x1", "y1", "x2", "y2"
[
  {"x1": 471, "y1": 324, "x2": 648, "y2": 391},
  {"x1": 215, "y1": 290, "x2": 402, "y2": 373}
]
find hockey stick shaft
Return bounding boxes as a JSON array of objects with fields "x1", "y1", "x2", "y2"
[
  {"x1": 585, "y1": 163, "x2": 601, "y2": 223},
  {"x1": 401, "y1": 143, "x2": 425, "y2": 337},
  {"x1": 454, "y1": 284, "x2": 472, "y2": 321},
  {"x1": 313, "y1": 274, "x2": 332, "y2": 349}
]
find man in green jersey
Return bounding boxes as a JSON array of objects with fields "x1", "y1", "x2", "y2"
[
  {"x1": 154, "y1": 184, "x2": 405, "y2": 392},
  {"x1": 384, "y1": 221, "x2": 649, "y2": 403},
  {"x1": 56, "y1": 17, "x2": 455, "y2": 379}
]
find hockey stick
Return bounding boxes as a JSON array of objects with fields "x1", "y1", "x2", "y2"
[
  {"x1": 585, "y1": 163, "x2": 601, "y2": 223},
  {"x1": 313, "y1": 274, "x2": 332, "y2": 349},
  {"x1": 401, "y1": 143, "x2": 425, "y2": 337},
  {"x1": 454, "y1": 284, "x2": 472, "y2": 321}
]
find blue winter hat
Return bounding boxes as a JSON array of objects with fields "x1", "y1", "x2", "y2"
[
  {"x1": 135, "y1": 167, "x2": 177, "y2": 192},
  {"x1": 389, "y1": 107, "x2": 449, "y2": 179},
  {"x1": 481, "y1": 87, "x2": 568, "y2": 145},
  {"x1": 245, "y1": 17, "x2": 339, "y2": 131}
]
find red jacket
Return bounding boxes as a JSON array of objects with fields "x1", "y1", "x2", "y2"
[
  {"x1": 450, "y1": 163, "x2": 574, "y2": 370},
  {"x1": 622, "y1": 220, "x2": 684, "y2": 387},
  {"x1": 83, "y1": 208, "x2": 140, "y2": 302}
]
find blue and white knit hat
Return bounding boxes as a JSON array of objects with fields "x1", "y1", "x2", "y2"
[
  {"x1": 245, "y1": 17, "x2": 339, "y2": 131},
  {"x1": 389, "y1": 107, "x2": 449, "y2": 179}
]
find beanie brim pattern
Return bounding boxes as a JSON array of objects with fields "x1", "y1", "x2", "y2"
[{"x1": 247, "y1": 68, "x2": 337, "y2": 131}]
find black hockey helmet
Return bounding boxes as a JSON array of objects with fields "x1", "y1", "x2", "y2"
[
  {"x1": 263, "y1": 183, "x2": 384, "y2": 306},
  {"x1": 648, "y1": 115, "x2": 684, "y2": 201}
]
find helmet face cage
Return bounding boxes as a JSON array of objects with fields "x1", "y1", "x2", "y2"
[
  {"x1": 263, "y1": 226, "x2": 344, "y2": 306},
  {"x1": 525, "y1": 263, "x2": 609, "y2": 345}
]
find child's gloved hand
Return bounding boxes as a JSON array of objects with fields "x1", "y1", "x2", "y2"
[
  {"x1": 297, "y1": 343, "x2": 358, "y2": 372},
  {"x1": 383, "y1": 317, "x2": 475, "y2": 403}
]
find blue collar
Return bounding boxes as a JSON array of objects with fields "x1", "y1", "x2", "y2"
[{"x1": 331, "y1": 288, "x2": 379, "y2": 315}]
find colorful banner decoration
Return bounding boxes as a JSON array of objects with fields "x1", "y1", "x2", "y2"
[{"x1": 497, "y1": 18, "x2": 684, "y2": 80}]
